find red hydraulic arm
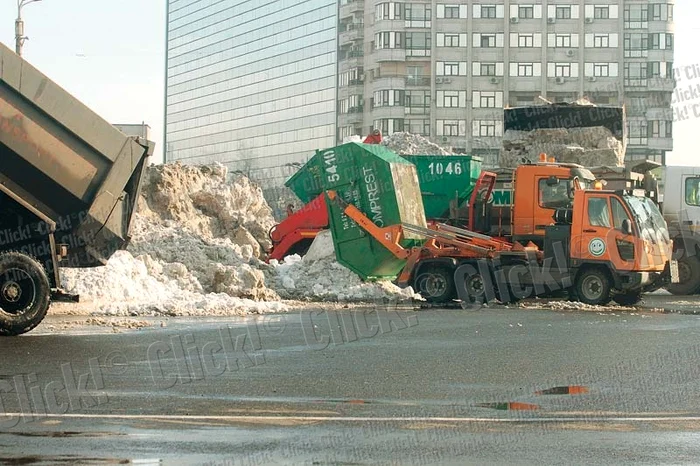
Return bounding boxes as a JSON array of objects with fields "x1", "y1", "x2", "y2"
[{"x1": 267, "y1": 193, "x2": 329, "y2": 262}]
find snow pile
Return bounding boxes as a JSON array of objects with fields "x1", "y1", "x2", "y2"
[
  {"x1": 267, "y1": 231, "x2": 421, "y2": 303},
  {"x1": 138, "y1": 162, "x2": 275, "y2": 255},
  {"x1": 61, "y1": 163, "x2": 418, "y2": 314},
  {"x1": 499, "y1": 127, "x2": 625, "y2": 168},
  {"x1": 517, "y1": 300, "x2": 638, "y2": 312},
  {"x1": 61, "y1": 250, "x2": 287, "y2": 316},
  {"x1": 382, "y1": 132, "x2": 455, "y2": 155}
]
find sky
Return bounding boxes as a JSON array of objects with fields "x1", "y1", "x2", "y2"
[{"x1": 0, "y1": 0, "x2": 698, "y2": 166}]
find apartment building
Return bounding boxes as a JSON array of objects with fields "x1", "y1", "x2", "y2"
[{"x1": 338, "y1": 0, "x2": 675, "y2": 166}]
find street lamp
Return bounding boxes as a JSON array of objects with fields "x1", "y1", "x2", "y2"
[{"x1": 15, "y1": 0, "x2": 42, "y2": 57}]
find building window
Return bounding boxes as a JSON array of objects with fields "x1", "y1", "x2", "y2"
[
  {"x1": 440, "y1": 90, "x2": 464, "y2": 108},
  {"x1": 373, "y1": 90, "x2": 404, "y2": 108},
  {"x1": 479, "y1": 121, "x2": 496, "y2": 137},
  {"x1": 374, "y1": 119, "x2": 405, "y2": 134},
  {"x1": 406, "y1": 32, "x2": 431, "y2": 56},
  {"x1": 666, "y1": 34, "x2": 674, "y2": 50},
  {"x1": 519, "y1": 6, "x2": 534, "y2": 19},
  {"x1": 555, "y1": 63, "x2": 571, "y2": 77},
  {"x1": 594, "y1": 34, "x2": 609, "y2": 48},
  {"x1": 594, "y1": 6, "x2": 609, "y2": 19},
  {"x1": 625, "y1": 62, "x2": 648, "y2": 86},
  {"x1": 375, "y1": 32, "x2": 403, "y2": 49},
  {"x1": 481, "y1": 63, "x2": 496, "y2": 76},
  {"x1": 556, "y1": 6, "x2": 571, "y2": 19},
  {"x1": 519, "y1": 34, "x2": 534, "y2": 47},
  {"x1": 445, "y1": 34, "x2": 459, "y2": 47},
  {"x1": 520, "y1": 64, "x2": 534, "y2": 76},
  {"x1": 628, "y1": 120, "x2": 648, "y2": 146},
  {"x1": 624, "y1": 4, "x2": 648, "y2": 28},
  {"x1": 406, "y1": 91, "x2": 430, "y2": 114},
  {"x1": 376, "y1": 3, "x2": 404, "y2": 20},
  {"x1": 444, "y1": 6, "x2": 460, "y2": 19},
  {"x1": 445, "y1": 62, "x2": 459, "y2": 75},
  {"x1": 405, "y1": 3, "x2": 431, "y2": 20},
  {"x1": 437, "y1": 120, "x2": 466, "y2": 137},
  {"x1": 624, "y1": 33, "x2": 649, "y2": 58},
  {"x1": 481, "y1": 34, "x2": 496, "y2": 48},
  {"x1": 559, "y1": 35, "x2": 571, "y2": 48},
  {"x1": 438, "y1": 33, "x2": 466, "y2": 47},
  {"x1": 482, "y1": 5, "x2": 497, "y2": 18},
  {"x1": 407, "y1": 119, "x2": 430, "y2": 136},
  {"x1": 593, "y1": 63, "x2": 610, "y2": 77}
]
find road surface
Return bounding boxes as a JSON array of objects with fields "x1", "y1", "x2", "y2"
[{"x1": 2, "y1": 297, "x2": 700, "y2": 464}]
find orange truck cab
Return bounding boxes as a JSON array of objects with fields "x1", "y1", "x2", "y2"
[
  {"x1": 513, "y1": 163, "x2": 595, "y2": 244},
  {"x1": 561, "y1": 188, "x2": 674, "y2": 304}
]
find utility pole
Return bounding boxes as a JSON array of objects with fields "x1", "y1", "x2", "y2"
[{"x1": 15, "y1": 0, "x2": 42, "y2": 57}]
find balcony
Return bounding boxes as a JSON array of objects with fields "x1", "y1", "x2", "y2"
[
  {"x1": 339, "y1": 22, "x2": 364, "y2": 47},
  {"x1": 647, "y1": 137, "x2": 673, "y2": 151},
  {"x1": 340, "y1": 0, "x2": 363, "y2": 20},
  {"x1": 647, "y1": 77, "x2": 676, "y2": 92},
  {"x1": 374, "y1": 48, "x2": 407, "y2": 62},
  {"x1": 405, "y1": 77, "x2": 431, "y2": 86}
]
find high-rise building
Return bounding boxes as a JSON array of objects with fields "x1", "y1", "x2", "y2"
[
  {"x1": 339, "y1": 0, "x2": 675, "y2": 166},
  {"x1": 165, "y1": 1, "x2": 675, "y2": 199},
  {"x1": 164, "y1": 0, "x2": 337, "y2": 214}
]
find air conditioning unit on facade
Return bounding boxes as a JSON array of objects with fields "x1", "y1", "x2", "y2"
[
  {"x1": 585, "y1": 17, "x2": 594, "y2": 23},
  {"x1": 566, "y1": 50, "x2": 575, "y2": 57},
  {"x1": 443, "y1": 77, "x2": 452, "y2": 83},
  {"x1": 548, "y1": 17, "x2": 556, "y2": 23},
  {"x1": 510, "y1": 17, "x2": 519, "y2": 23},
  {"x1": 490, "y1": 77, "x2": 500, "y2": 84},
  {"x1": 435, "y1": 77, "x2": 444, "y2": 83},
  {"x1": 555, "y1": 76, "x2": 565, "y2": 84},
  {"x1": 442, "y1": 136, "x2": 449, "y2": 142},
  {"x1": 588, "y1": 76, "x2": 597, "y2": 82}
]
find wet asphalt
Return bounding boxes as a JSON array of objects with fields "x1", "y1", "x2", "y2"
[{"x1": 2, "y1": 295, "x2": 700, "y2": 464}]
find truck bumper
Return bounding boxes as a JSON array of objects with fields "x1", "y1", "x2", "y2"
[{"x1": 617, "y1": 271, "x2": 658, "y2": 292}]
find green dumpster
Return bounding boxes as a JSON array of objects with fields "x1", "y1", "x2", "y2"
[
  {"x1": 401, "y1": 155, "x2": 482, "y2": 219},
  {"x1": 312, "y1": 143, "x2": 427, "y2": 280},
  {"x1": 286, "y1": 148, "x2": 483, "y2": 221}
]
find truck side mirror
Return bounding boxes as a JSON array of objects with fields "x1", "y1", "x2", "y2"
[
  {"x1": 622, "y1": 219, "x2": 632, "y2": 235},
  {"x1": 546, "y1": 176, "x2": 560, "y2": 186}
]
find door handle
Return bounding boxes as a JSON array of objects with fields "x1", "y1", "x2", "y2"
[{"x1": 583, "y1": 229, "x2": 597, "y2": 233}]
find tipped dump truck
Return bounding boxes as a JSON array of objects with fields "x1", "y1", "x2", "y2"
[{"x1": 0, "y1": 43, "x2": 153, "y2": 335}]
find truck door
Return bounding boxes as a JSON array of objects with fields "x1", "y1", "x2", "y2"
[
  {"x1": 573, "y1": 193, "x2": 636, "y2": 272},
  {"x1": 681, "y1": 173, "x2": 700, "y2": 234}
]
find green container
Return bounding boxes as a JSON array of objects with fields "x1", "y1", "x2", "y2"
[
  {"x1": 401, "y1": 155, "x2": 483, "y2": 220},
  {"x1": 285, "y1": 159, "x2": 324, "y2": 204},
  {"x1": 286, "y1": 149, "x2": 483, "y2": 220},
  {"x1": 313, "y1": 143, "x2": 427, "y2": 280}
]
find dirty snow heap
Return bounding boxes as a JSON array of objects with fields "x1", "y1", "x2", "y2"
[{"x1": 382, "y1": 132, "x2": 455, "y2": 155}]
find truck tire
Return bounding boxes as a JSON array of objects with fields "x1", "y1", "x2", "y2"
[
  {"x1": 414, "y1": 266, "x2": 456, "y2": 304},
  {"x1": 667, "y1": 255, "x2": 700, "y2": 296},
  {"x1": 612, "y1": 291, "x2": 643, "y2": 306},
  {"x1": 574, "y1": 268, "x2": 611, "y2": 306},
  {"x1": 0, "y1": 252, "x2": 51, "y2": 336}
]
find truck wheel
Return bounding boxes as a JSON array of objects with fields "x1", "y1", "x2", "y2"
[
  {"x1": 414, "y1": 267, "x2": 456, "y2": 304},
  {"x1": 612, "y1": 291, "x2": 643, "y2": 306},
  {"x1": 574, "y1": 268, "x2": 611, "y2": 306},
  {"x1": 667, "y1": 255, "x2": 700, "y2": 295},
  {"x1": 463, "y1": 269, "x2": 491, "y2": 304},
  {"x1": 0, "y1": 252, "x2": 51, "y2": 336}
]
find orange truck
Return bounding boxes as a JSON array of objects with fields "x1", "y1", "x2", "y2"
[{"x1": 330, "y1": 161, "x2": 677, "y2": 306}]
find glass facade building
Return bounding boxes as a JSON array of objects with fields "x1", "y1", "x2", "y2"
[{"x1": 165, "y1": 0, "x2": 337, "y2": 208}]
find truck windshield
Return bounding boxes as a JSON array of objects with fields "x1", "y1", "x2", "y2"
[
  {"x1": 572, "y1": 168, "x2": 595, "y2": 190},
  {"x1": 624, "y1": 196, "x2": 670, "y2": 244}
]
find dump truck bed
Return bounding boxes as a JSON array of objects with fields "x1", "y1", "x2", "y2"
[{"x1": 0, "y1": 42, "x2": 153, "y2": 267}]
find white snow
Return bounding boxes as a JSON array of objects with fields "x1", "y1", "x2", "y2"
[{"x1": 60, "y1": 163, "x2": 419, "y2": 316}]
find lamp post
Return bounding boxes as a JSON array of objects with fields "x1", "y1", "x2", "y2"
[{"x1": 15, "y1": 0, "x2": 42, "y2": 57}]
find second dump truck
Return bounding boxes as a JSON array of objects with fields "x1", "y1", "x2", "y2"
[{"x1": 0, "y1": 43, "x2": 153, "y2": 335}]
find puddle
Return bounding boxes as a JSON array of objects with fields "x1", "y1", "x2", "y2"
[
  {"x1": 535, "y1": 385, "x2": 590, "y2": 396},
  {"x1": 472, "y1": 402, "x2": 540, "y2": 411}
]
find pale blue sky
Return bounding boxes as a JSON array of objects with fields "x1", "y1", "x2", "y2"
[{"x1": 0, "y1": 1, "x2": 697, "y2": 166}]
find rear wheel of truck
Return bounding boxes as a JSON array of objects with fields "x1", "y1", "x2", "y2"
[
  {"x1": 667, "y1": 255, "x2": 700, "y2": 296},
  {"x1": 0, "y1": 252, "x2": 51, "y2": 336},
  {"x1": 574, "y1": 268, "x2": 611, "y2": 306},
  {"x1": 414, "y1": 267, "x2": 456, "y2": 304},
  {"x1": 462, "y1": 269, "x2": 491, "y2": 305},
  {"x1": 612, "y1": 291, "x2": 644, "y2": 306}
]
